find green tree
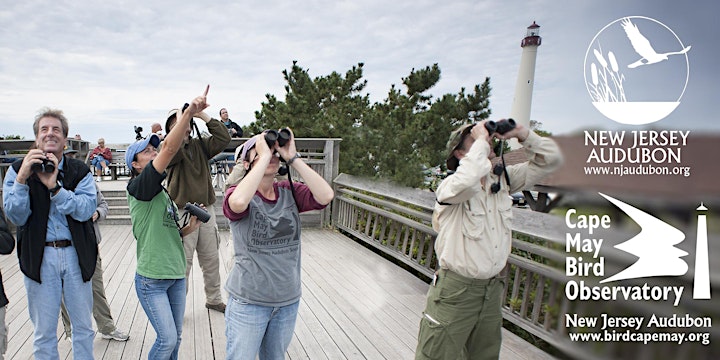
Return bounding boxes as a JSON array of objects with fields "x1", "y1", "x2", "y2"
[
  {"x1": 367, "y1": 65, "x2": 492, "y2": 187},
  {"x1": 252, "y1": 61, "x2": 372, "y2": 176},
  {"x1": 250, "y1": 61, "x2": 493, "y2": 188}
]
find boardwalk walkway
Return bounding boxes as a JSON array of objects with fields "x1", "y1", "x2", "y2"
[{"x1": 0, "y1": 181, "x2": 553, "y2": 359}]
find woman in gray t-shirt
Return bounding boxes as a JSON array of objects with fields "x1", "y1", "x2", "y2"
[{"x1": 223, "y1": 130, "x2": 334, "y2": 360}]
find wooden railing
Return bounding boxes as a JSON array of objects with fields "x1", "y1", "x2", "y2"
[{"x1": 330, "y1": 173, "x2": 719, "y2": 360}]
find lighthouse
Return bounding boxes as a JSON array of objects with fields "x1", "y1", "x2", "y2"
[
  {"x1": 509, "y1": 21, "x2": 541, "y2": 149},
  {"x1": 693, "y1": 203, "x2": 710, "y2": 299}
]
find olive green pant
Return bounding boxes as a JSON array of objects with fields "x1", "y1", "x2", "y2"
[{"x1": 415, "y1": 269, "x2": 504, "y2": 360}]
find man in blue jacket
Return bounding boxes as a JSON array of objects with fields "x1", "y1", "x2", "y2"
[{"x1": 3, "y1": 108, "x2": 97, "y2": 359}]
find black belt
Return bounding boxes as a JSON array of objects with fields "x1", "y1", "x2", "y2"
[{"x1": 45, "y1": 240, "x2": 72, "y2": 248}]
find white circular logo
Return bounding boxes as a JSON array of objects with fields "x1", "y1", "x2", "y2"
[{"x1": 584, "y1": 16, "x2": 690, "y2": 125}]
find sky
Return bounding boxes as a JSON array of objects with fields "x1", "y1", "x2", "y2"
[{"x1": 1, "y1": 0, "x2": 718, "y2": 145}]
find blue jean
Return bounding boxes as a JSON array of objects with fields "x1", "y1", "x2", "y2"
[
  {"x1": 135, "y1": 274, "x2": 186, "y2": 360},
  {"x1": 91, "y1": 156, "x2": 109, "y2": 170},
  {"x1": 225, "y1": 296, "x2": 299, "y2": 360},
  {"x1": 24, "y1": 246, "x2": 94, "y2": 360}
]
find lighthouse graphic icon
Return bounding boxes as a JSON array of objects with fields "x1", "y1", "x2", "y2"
[
  {"x1": 598, "y1": 193, "x2": 710, "y2": 300},
  {"x1": 584, "y1": 16, "x2": 691, "y2": 125}
]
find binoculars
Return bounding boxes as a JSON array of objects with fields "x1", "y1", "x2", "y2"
[
  {"x1": 483, "y1": 118, "x2": 516, "y2": 135},
  {"x1": 264, "y1": 128, "x2": 291, "y2": 148},
  {"x1": 184, "y1": 202, "x2": 211, "y2": 223},
  {"x1": 32, "y1": 156, "x2": 55, "y2": 173}
]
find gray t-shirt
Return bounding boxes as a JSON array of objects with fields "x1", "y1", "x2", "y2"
[{"x1": 223, "y1": 181, "x2": 327, "y2": 306}]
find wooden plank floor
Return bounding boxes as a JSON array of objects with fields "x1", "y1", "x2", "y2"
[{"x1": 0, "y1": 225, "x2": 553, "y2": 359}]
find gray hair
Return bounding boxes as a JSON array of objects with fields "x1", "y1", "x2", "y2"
[{"x1": 33, "y1": 108, "x2": 69, "y2": 138}]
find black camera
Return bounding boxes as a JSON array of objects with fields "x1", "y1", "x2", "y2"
[
  {"x1": 484, "y1": 118, "x2": 516, "y2": 135},
  {"x1": 134, "y1": 126, "x2": 144, "y2": 141},
  {"x1": 31, "y1": 157, "x2": 55, "y2": 173},
  {"x1": 264, "y1": 128, "x2": 291, "y2": 148},
  {"x1": 184, "y1": 202, "x2": 211, "y2": 223}
]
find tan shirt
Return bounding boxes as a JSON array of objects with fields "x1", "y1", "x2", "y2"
[{"x1": 433, "y1": 131, "x2": 562, "y2": 279}]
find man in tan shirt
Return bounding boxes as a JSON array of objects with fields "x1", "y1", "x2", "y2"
[{"x1": 415, "y1": 120, "x2": 562, "y2": 359}]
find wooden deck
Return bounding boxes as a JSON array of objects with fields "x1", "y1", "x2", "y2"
[{"x1": 0, "y1": 225, "x2": 553, "y2": 359}]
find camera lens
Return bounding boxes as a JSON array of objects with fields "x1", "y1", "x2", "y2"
[
  {"x1": 43, "y1": 160, "x2": 55, "y2": 173},
  {"x1": 184, "y1": 202, "x2": 211, "y2": 223},
  {"x1": 31, "y1": 162, "x2": 44, "y2": 173},
  {"x1": 484, "y1": 121, "x2": 498, "y2": 134},
  {"x1": 264, "y1": 130, "x2": 279, "y2": 148},
  {"x1": 495, "y1": 118, "x2": 516, "y2": 135},
  {"x1": 277, "y1": 129, "x2": 291, "y2": 147}
]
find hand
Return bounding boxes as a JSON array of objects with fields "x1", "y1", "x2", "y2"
[
  {"x1": 17, "y1": 150, "x2": 58, "y2": 188},
  {"x1": 275, "y1": 128, "x2": 298, "y2": 162},
  {"x1": 253, "y1": 133, "x2": 272, "y2": 160},
  {"x1": 16, "y1": 149, "x2": 44, "y2": 184},
  {"x1": 35, "y1": 152, "x2": 59, "y2": 190},
  {"x1": 186, "y1": 85, "x2": 210, "y2": 116},
  {"x1": 182, "y1": 215, "x2": 201, "y2": 236},
  {"x1": 471, "y1": 121, "x2": 491, "y2": 143},
  {"x1": 92, "y1": 211, "x2": 99, "y2": 222}
]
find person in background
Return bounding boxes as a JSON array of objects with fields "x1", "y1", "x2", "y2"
[
  {"x1": 414, "y1": 120, "x2": 562, "y2": 360},
  {"x1": 3, "y1": 108, "x2": 98, "y2": 359},
  {"x1": 0, "y1": 208, "x2": 15, "y2": 360},
  {"x1": 223, "y1": 130, "x2": 334, "y2": 359},
  {"x1": 165, "y1": 102, "x2": 231, "y2": 313},
  {"x1": 126, "y1": 87, "x2": 208, "y2": 359},
  {"x1": 90, "y1": 137, "x2": 112, "y2": 179},
  {"x1": 220, "y1": 108, "x2": 243, "y2": 138},
  {"x1": 151, "y1": 122, "x2": 165, "y2": 140},
  {"x1": 59, "y1": 149, "x2": 129, "y2": 342}
]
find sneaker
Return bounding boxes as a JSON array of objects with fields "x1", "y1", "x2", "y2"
[
  {"x1": 101, "y1": 329, "x2": 130, "y2": 341},
  {"x1": 104, "y1": 168, "x2": 111, "y2": 175},
  {"x1": 206, "y1": 302, "x2": 226, "y2": 313}
]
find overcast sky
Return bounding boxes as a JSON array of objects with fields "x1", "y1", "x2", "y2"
[{"x1": 0, "y1": 0, "x2": 717, "y2": 145}]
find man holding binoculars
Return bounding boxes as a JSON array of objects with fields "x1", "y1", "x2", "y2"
[
  {"x1": 415, "y1": 119, "x2": 563, "y2": 360},
  {"x1": 3, "y1": 108, "x2": 98, "y2": 359},
  {"x1": 164, "y1": 105, "x2": 231, "y2": 313}
]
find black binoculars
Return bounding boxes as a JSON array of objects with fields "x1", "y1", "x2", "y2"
[
  {"x1": 483, "y1": 118, "x2": 516, "y2": 135},
  {"x1": 32, "y1": 157, "x2": 55, "y2": 173},
  {"x1": 264, "y1": 128, "x2": 291, "y2": 148},
  {"x1": 184, "y1": 202, "x2": 211, "y2": 223}
]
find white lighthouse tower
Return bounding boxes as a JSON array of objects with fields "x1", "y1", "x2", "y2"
[{"x1": 509, "y1": 21, "x2": 541, "y2": 149}]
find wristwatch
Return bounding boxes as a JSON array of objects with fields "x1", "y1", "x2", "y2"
[
  {"x1": 286, "y1": 153, "x2": 302, "y2": 165},
  {"x1": 50, "y1": 181, "x2": 62, "y2": 195}
]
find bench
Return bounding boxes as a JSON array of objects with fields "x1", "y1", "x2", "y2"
[{"x1": 87, "y1": 149, "x2": 128, "y2": 180}]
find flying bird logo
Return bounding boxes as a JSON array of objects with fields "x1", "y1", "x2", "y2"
[
  {"x1": 621, "y1": 18, "x2": 691, "y2": 69},
  {"x1": 598, "y1": 193, "x2": 688, "y2": 283},
  {"x1": 584, "y1": 16, "x2": 691, "y2": 125}
]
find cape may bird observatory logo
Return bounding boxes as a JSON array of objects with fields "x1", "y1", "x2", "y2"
[{"x1": 584, "y1": 16, "x2": 691, "y2": 125}]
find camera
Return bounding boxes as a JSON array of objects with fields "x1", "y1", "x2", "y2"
[
  {"x1": 484, "y1": 118, "x2": 516, "y2": 135},
  {"x1": 264, "y1": 128, "x2": 291, "y2": 148},
  {"x1": 184, "y1": 202, "x2": 211, "y2": 223},
  {"x1": 134, "y1": 126, "x2": 144, "y2": 141},
  {"x1": 31, "y1": 156, "x2": 55, "y2": 173}
]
